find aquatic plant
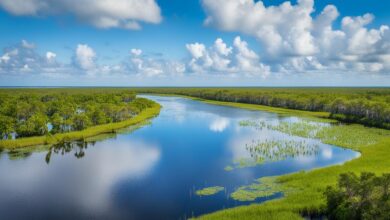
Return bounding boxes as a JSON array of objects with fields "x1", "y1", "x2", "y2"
[
  {"x1": 231, "y1": 177, "x2": 284, "y2": 202},
  {"x1": 227, "y1": 138, "x2": 320, "y2": 171},
  {"x1": 245, "y1": 139, "x2": 320, "y2": 162},
  {"x1": 270, "y1": 121, "x2": 324, "y2": 138},
  {"x1": 195, "y1": 186, "x2": 225, "y2": 196},
  {"x1": 224, "y1": 165, "x2": 234, "y2": 171},
  {"x1": 239, "y1": 120, "x2": 267, "y2": 130}
]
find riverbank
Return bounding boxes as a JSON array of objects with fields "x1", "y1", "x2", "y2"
[
  {"x1": 133, "y1": 87, "x2": 390, "y2": 129},
  {"x1": 141, "y1": 93, "x2": 332, "y2": 120},
  {"x1": 188, "y1": 97, "x2": 390, "y2": 219},
  {"x1": 0, "y1": 103, "x2": 161, "y2": 150}
]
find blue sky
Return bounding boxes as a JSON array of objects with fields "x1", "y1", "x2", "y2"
[{"x1": 0, "y1": 0, "x2": 389, "y2": 86}]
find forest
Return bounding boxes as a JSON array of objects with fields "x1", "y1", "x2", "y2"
[
  {"x1": 133, "y1": 87, "x2": 390, "y2": 129},
  {"x1": 0, "y1": 88, "x2": 155, "y2": 140}
]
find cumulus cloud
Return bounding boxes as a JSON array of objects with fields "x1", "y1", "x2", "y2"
[
  {"x1": 201, "y1": 0, "x2": 390, "y2": 73},
  {"x1": 123, "y1": 51, "x2": 185, "y2": 77},
  {"x1": 0, "y1": 0, "x2": 162, "y2": 30},
  {"x1": 46, "y1": 51, "x2": 56, "y2": 61},
  {"x1": 130, "y1": 48, "x2": 142, "y2": 56},
  {"x1": 186, "y1": 36, "x2": 270, "y2": 77},
  {"x1": 0, "y1": 40, "x2": 62, "y2": 75},
  {"x1": 0, "y1": 40, "x2": 187, "y2": 79},
  {"x1": 75, "y1": 44, "x2": 96, "y2": 71}
]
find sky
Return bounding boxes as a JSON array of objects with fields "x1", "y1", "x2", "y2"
[{"x1": 0, "y1": 0, "x2": 389, "y2": 87}]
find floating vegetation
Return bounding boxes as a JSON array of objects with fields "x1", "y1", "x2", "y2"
[
  {"x1": 195, "y1": 186, "x2": 225, "y2": 196},
  {"x1": 227, "y1": 138, "x2": 320, "y2": 171},
  {"x1": 246, "y1": 139, "x2": 320, "y2": 162},
  {"x1": 230, "y1": 157, "x2": 265, "y2": 170},
  {"x1": 231, "y1": 177, "x2": 283, "y2": 202},
  {"x1": 271, "y1": 121, "x2": 324, "y2": 138},
  {"x1": 239, "y1": 120, "x2": 267, "y2": 130},
  {"x1": 224, "y1": 165, "x2": 234, "y2": 171}
]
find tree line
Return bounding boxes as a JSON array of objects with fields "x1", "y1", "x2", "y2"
[
  {"x1": 133, "y1": 88, "x2": 390, "y2": 129},
  {"x1": 0, "y1": 89, "x2": 155, "y2": 139}
]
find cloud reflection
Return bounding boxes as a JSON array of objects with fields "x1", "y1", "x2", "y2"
[
  {"x1": 209, "y1": 117, "x2": 230, "y2": 132},
  {"x1": 0, "y1": 139, "x2": 161, "y2": 216}
]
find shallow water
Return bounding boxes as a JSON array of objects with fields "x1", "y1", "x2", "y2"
[{"x1": 0, "y1": 95, "x2": 359, "y2": 220}]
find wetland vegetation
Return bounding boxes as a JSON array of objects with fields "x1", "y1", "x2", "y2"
[{"x1": 196, "y1": 186, "x2": 225, "y2": 196}]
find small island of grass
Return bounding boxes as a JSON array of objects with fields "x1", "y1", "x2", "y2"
[{"x1": 195, "y1": 186, "x2": 225, "y2": 196}]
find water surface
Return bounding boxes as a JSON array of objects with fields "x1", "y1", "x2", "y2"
[{"x1": 0, "y1": 95, "x2": 359, "y2": 219}]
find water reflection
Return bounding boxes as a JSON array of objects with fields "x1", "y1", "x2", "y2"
[
  {"x1": 0, "y1": 139, "x2": 161, "y2": 219},
  {"x1": 45, "y1": 141, "x2": 89, "y2": 164},
  {"x1": 209, "y1": 117, "x2": 230, "y2": 132}
]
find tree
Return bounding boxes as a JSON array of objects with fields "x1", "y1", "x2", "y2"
[
  {"x1": 0, "y1": 115, "x2": 14, "y2": 139},
  {"x1": 325, "y1": 172, "x2": 390, "y2": 220},
  {"x1": 51, "y1": 113, "x2": 64, "y2": 134},
  {"x1": 72, "y1": 113, "x2": 91, "y2": 131}
]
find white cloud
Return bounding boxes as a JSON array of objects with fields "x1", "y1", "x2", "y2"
[
  {"x1": 186, "y1": 36, "x2": 270, "y2": 77},
  {"x1": 130, "y1": 48, "x2": 142, "y2": 56},
  {"x1": 124, "y1": 54, "x2": 185, "y2": 77},
  {"x1": 0, "y1": 41, "x2": 62, "y2": 75},
  {"x1": 75, "y1": 44, "x2": 96, "y2": 71},
  {"x1": 21, "y1": 40, "x2": 35, "y2": 49},
  {"x1": 201, "y1": 0, "x2": 390, "y2": 73},
  {"x1": 46, "y1": 51, "x2": 56, "y2": 61},
  {"x1": 0, "y1": 0, "x2": 162, "y2": 30},
  {"x1": 202, "y1": 0, "x2": 317, "y2": 56}
]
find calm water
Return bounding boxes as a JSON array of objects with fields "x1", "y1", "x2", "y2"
[{"x1": 0, "y1": 96, "x2": 359, "y2": 220}]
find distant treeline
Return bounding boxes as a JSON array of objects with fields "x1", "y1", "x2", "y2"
[
  {"x1": 134, "y1": 88, "x2": 390, "y2": 129},
  {"x1": 0, "y1": 89, "x2": 155, "y2": 139}
]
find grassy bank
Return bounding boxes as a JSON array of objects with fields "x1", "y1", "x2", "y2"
[
  {"x1": 0, "y1": 103, "x2": 161, "y2": 149},
  {"x1": 186, "y1": 98, "x2": 390, "y2": 220}
]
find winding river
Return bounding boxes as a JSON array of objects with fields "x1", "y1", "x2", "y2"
[{"x1": 0, "y1": 95, "x2": 359, "y2": 220}]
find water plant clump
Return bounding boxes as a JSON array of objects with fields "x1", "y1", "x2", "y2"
[
  {"x1": 224, "y1": 165, "x2": 234, "y2": 171},
  {"x1": 270, "y1": 121, "x2": 325, "y2": 138},
  {"x1": 195, "y1": 186, "x2": 225, "y2": 196},
  {"x1": 231, "y1": 177, "x2": 283, "y2": 202},
  {"x1": 239, "y1": 120, "x2": 267, "y2": 130},
  {"x1": 246, "y1": 139, "x2": 320, "y2": 163}
]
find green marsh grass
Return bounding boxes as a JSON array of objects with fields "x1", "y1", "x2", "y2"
[
  {"x1": 231, "y1": 177, "x2": 284, "y2": 202},
  {"x1": 196, "y1": 186, "x2": 225, "y2": 196}
]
